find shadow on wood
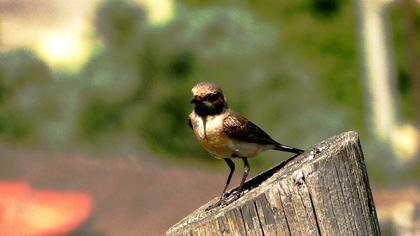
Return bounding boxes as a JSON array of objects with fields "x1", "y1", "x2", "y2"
[{"x1": 167, "y1": 131, "x2": 381, "y2": 235}]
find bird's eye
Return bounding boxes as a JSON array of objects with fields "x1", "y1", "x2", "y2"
[{"x1": 207, "y1": 92, "x2": 220, "y2": 102}]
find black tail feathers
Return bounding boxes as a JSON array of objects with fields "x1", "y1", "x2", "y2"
[{"x1": 274, "y1": 144, "x2": 304, "y2": 154}]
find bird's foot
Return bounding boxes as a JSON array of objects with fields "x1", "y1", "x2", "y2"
[
  {"x1": 206, "y1": 191, "x2": 243, "y2": 211},
  {"x1": 206, "y1": 197, "x2": 224, "y2": 211},
  {"x1": 224, "y1": 190, "x2": 241, "y2": 204}
]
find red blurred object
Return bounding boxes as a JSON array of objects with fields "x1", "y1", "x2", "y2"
[{"x1": 0, "y1": 181, "x2": 92, "y2": 236}]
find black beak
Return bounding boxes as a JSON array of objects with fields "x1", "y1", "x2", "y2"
[{"x1": 190, "y1": 98, "x2": 198, "y2": 104}]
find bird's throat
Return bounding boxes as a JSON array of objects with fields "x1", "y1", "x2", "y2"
[{"x1": 201, "y1": 116, "x2": 207, "y2": 140}]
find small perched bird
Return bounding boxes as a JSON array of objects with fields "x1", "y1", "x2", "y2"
[{"x1": 188, "y1": 82, "x2": 304, "y2": 208}]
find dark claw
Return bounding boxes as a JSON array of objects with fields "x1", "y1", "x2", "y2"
[
  {"x1": 206, "y1": 200, "x2": 222, "y2": 211},
  {"x1": 206, "y1": 195, "x2": 226, "y2": 211},
  {"x1": 224, "y1": 190, "x2": 241, "y2": 204},
  {"x1": 205, "y1": 191, "x2": 243, "y2": 211}
]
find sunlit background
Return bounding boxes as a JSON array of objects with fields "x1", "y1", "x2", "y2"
[{"x1": 0, "y1": 0, "x2": 419, "y2": 235}]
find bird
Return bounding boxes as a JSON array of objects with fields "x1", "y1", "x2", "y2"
[{"x1": 188, "y1": 82, "x2": 304, "y2": 209}]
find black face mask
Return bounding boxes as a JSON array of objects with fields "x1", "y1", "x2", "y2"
[{"x1": 194, "y1": 102, "x2": 225, "y2": 117}]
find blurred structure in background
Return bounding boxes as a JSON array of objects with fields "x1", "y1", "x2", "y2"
[
  {"x1": 0, "y1": 0, "x2": 173, "y2": 70},
  {"x1": 356, "y1": 0, "x2": 419, "y2": 162},
  {"x1": 0, "y1": 0, "x2": 94, "y2": 70},
  {"x1": 357, "y1": 0, "x2": 399, "y2": 142}
]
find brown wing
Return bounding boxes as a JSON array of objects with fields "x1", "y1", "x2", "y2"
[{"x1": 223, "y1": 113, "x2": 279, "y2": 145}]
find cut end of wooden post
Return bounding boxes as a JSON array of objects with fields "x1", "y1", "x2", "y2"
[{"x1": 167, "y1": 131, "x2": 380, "y2": 236}]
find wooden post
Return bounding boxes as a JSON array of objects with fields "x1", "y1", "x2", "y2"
[{"x1": 166, "y1": 131, "x2": 381, "y2": 235}]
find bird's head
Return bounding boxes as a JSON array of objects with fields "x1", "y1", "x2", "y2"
[{"x1": 191, "y1": 82, "x2": 227, "y2": 116}]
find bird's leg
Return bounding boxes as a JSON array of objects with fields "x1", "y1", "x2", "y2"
[
  {"x1": 231, "y1": 157, "x2": 250, "y2": 200},
  {"x1": 220, "y1": 158, "x2": 235, "y2": 200},
  {"x1": 206, "y1": 158, "x2": 235, "y2": 210}
]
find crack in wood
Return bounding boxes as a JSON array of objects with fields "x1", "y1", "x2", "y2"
[
  {"x1": 281, "y1": 197, "x2": 292, "y2": 236},
  {"x1": 307, "y1": 187, "x2": 322, "y2": 236},
  {"x1": 330, "y1": 157, "x2": 351, "y2": 234},
  {"x1": 342, "y1": 146, "x2": 368, "y2": 233},
  {"x1": 273, "y1": 184, "x2": 292, "y2": 236},
  {"x1": 333, "y1": 157, "x2": 357, "y2": 235},
  {"x1": 238, "y1": 208, "x2": 247, "y2": 235},
  {"x1": 253, "y1": 201, "x2": 265, "y2": 236}
]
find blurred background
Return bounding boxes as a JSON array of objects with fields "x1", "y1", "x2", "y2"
[{"x1": 0, "y1": 0, "x2": 419, "y2": 235}]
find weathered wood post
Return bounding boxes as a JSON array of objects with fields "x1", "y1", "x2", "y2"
[{"x1": 167, "y1": 131, "x2": 381, "y2": 235}]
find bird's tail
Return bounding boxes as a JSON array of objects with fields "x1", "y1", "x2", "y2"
[{"x1": 273, "y1": 143, "x2": 304, "y2": 154}]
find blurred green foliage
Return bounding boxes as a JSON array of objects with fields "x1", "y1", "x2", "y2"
[
  {"x1": 388, "y1": 4, "x2": 420, "y2": 122},
  {"x1": 0, "y1": 0, "x2": 418, "y2": 175},
  {"x1": 0, "y1": 0, "x2": 364, "y2": 158},
  {"x1": 86, "y1": 1, "x2": 363, "y2": 162},
  {"x1": 0, "y1": 49, "x2": 54, "y2": 141}
]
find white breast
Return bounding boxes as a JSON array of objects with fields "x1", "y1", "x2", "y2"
[{"x1": 190, "y1": 112, "x2": 225, "y2": 140}]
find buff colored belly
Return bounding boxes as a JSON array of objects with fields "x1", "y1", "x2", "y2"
[
  {"x1": 200, "y1": 133, "x2": 232, "y2": 158},
  {"x1": 198, "y1": 130, "x2": 263, "y2": 159},
  {"x1": 190, "y1": 112, "x2": 265, "y2": 158}
]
